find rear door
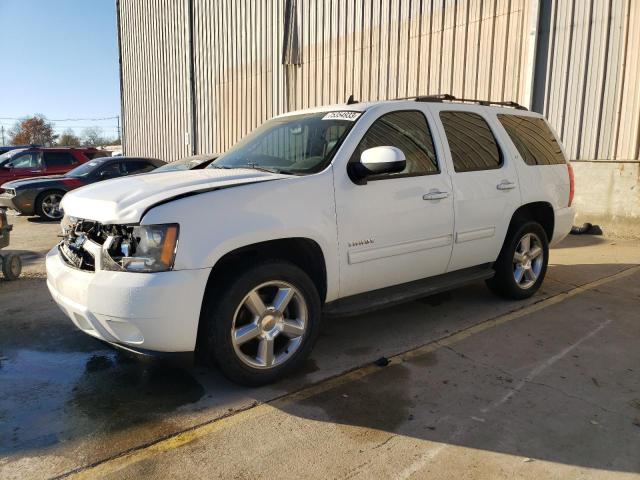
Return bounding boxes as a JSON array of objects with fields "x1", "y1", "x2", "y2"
[
  {"x1": 42, "y1": 151, "x2": 79, "y2": 175},
  {"x1": 429, "y1": 106, "x2": 521, "y2": 272}
]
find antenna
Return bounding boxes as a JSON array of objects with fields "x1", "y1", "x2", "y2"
[{"x1": 346, "y1": 94, "x2": 358, "y2": 105}]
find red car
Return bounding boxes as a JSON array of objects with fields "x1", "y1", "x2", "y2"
[{"x1": 0, "y1": 147, "x2": 108, "y2": 185}]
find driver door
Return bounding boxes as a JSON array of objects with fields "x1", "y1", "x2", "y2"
[
  {"x1": 333, "y1": 109, "x2": 455, "y2": 298},
  {"x1": 7, "y1": 151, "x2": 43, "y2": 180}
]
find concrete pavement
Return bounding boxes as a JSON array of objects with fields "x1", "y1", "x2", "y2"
[{"x1": 0, "y1": 215, "x2": 639, "y2": 479}]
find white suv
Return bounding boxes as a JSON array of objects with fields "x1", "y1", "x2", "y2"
[{"x1": 46, "y1": 95, "x2": 575, "y2": 385}]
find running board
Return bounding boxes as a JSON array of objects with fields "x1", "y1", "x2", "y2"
[{"x1": 323, "y1": 263, "x2": 494, "y2": 317}]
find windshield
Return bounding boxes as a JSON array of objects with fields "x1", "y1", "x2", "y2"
[
  {"x1": 66, "y1": 159, "x2": 106, "y2": 178},
  {"x1": 0, "y1": 149, "x2": 27, "y2": 167},
  {"x1": 209, "y1": 111, "x2": 359, "y2": 174}
]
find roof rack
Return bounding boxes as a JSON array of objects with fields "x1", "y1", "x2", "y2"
[{"x1": 414, "y1": 93, "x2": 528, "y2": 110}]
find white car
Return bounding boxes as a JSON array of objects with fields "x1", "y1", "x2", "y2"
[{"x1": 46, "y1": 95, "x2": 575, "y2": 385}]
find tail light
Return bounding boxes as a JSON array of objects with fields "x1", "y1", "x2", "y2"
[{"x1": 567, "y1": 162, "x2": 575, "y2": 207}]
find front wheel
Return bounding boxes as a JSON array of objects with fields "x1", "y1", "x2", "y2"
[
  {"x1": 200, "y1": 260, "x2": 321, "y2": 386},
  {"x1": 487, "y1": 221, "x2": 549, "y2": 299},
  {"x1": 35, "y1": 190, "x2": 65, "y2": 220}
]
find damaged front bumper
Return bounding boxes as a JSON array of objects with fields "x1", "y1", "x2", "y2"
[{"x1": 46, "y1": 246, "x2": 211, "y2": 354}]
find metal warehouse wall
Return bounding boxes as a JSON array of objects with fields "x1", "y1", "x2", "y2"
[
  {"x1": 117, "y1": 0, "x2": 192, "y2": 159},
  {"x1": 533, "y1": 0, "x2": 640, "y2": 162},
  {"x1": 117, "y1": 0, "x2": 639, "y2": 164}
]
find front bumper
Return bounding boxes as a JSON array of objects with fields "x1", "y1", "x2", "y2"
[
  {"x1": 551, "y1": 206, "x2": 576, "y2": 246},
  {"x1": 0, "y1": 192, "x2": 35, "y2": 215},
  {"x1": 46, "y1": 246, "x2": 211, "y2": 353}
]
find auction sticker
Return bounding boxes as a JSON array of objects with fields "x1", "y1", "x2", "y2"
[{"x1": 322, "y1": 111, "x2": 361, "y2": 121}]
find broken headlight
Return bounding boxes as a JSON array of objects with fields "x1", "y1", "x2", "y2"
[{"x1": 102, "y1": 224, "x2": 179, "y2": 273}]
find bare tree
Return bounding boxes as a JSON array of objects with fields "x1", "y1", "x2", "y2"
[
  {"x1": 57, "y1": 129, "x2": 81, "y2": 146},
  {"x1": 9, "y1": 115, "x2": 57, "y2": 146},
  {"x1": 81, "y1": 127, "x2": 108, "y2": 147}
]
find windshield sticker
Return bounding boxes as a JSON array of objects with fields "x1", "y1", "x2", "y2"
[{"x1": 322, "y1": 111, "x2": 361, "y2": 121}]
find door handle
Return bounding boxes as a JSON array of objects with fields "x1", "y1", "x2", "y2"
[
  {"x1": 497, "y1": 180, "x2": 516, "y2": 191},
  {"x1": 423, "y1": 190, "x2": 449, "y2": 200}
]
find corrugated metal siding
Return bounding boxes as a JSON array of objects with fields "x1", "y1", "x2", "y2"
[
  {"x1": 536, "y1": 0, "x2": 640, "y2": 161},
  {"x1": 118, "y1": 0, "x2": 639, "y2": 162},
  {"x1": 118, "y1": 0, "x2": 191, "y2": 160}
]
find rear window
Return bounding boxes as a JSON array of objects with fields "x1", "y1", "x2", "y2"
[
  {"x1": 439, "y1": 112, "x2": 502, "y2": 172},
  {"x1": 44, "y1": 152, "x2": 76, "y2": 167},
  {"x1": 497, "y1": 115, "x2": 566, "y2": 166}
]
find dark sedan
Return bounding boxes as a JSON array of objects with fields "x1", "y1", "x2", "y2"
[{"x1": 0, "y1": 156, "x2": 164, "y2": 220}]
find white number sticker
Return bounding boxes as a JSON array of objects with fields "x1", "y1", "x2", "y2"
[{"x1": 322, "y1": 111, "x2": 361, "y2": 121}]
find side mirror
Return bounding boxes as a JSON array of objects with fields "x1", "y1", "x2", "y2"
[
  {"x1": 99, "y1": 171, "x2": 113, "y2": 179},
  {"x1": 4, "y1": 163, "x2": 13, "y2": 169},
  {"x1": 348, "y1": 146, "x2": 406, "y2": 185}
]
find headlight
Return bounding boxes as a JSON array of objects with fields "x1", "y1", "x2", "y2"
[{"x1": 102, "y1": 223, "x2": 179, "y2": 273}]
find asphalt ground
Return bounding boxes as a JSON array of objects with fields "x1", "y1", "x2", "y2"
[{"x1": 1, "y1": 214, "x2": 639, "y2": 479}]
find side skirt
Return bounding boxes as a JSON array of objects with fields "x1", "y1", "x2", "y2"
[{"x1": 323, "y1": 263, "x2": 495, "y2": 317}]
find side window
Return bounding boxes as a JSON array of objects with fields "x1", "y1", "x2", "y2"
[
  {"x1": 350, "y1": 110, "x2": 439, "y2": 178},
  {"x1": 497, "y1": 115, "x2": 567, "y2": 166},
  {"x1": 440, "y1": 112, "x2": 502, "y2": 172},
  {"x1": 124, "y1": 161, "x2": 156, "y2": 174},
  {"x1": 9, "y1": 152, "x2": 41, "y2": 169},
  {"x1": 43, "y1": 152, "x2": 77, "y2": 168},
  {"x1": 97, "y1": 163, "x2": 123, "y2": 178}
]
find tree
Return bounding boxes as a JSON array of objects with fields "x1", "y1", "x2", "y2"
[
  {"x1": 9, "y1": 115, "x2": 57, "y2": 146},
  {"x1": 81, "y1": 127, "x2": 108, "y2": 147},
  {"x1": 57, "y1": 129, "x2": 81, "y2": 147}
]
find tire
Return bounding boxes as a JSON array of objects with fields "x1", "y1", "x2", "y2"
[
  {"x1": 2, "y1": 254, "x2": 22, "y2": 280},
  {"x1": 35, "y1": 190, "x2": 65, "y2": 221},
  {"x1": 199, "y1": 260, "x2": 322, "y2": 386},
  {"x1": 487, "y1": 221, "x2": 549, "y2": 300}
]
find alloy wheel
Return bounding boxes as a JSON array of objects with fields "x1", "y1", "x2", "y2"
[
  {"x1": 513, "y1": 232, "x2": 544, "y2": 289},
  {"x1": 41, "y1": 193, "x2": 64, "y2": 220},
  {"x1": 231, "y1": 281, "x2": 308, "y2": 369}
]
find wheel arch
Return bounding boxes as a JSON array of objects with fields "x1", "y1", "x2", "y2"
[
  {"x1": 204, "y1": 237, "x2": 328, "y2": 304},
  {"x1": 508, "y1": 201, "x2": 555, "y2": 241}
]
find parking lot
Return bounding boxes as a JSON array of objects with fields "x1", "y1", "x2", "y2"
[{"x1": 1, "y1": 214, "x2": 639, "y2": 479}]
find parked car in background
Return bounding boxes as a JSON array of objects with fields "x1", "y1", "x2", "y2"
[
  {"x1": 0, "y1": 156, "x2": 164, "y2": 220},
  {"x1": 0, "y1": 144, "x2": 40, "y2": 154},
  {"x1": 47, "y1": 96, "x2": 575, "y2": 385},
  {"x1": 153, "y1": 154, "x2": 219, "y2": 172},
  {"x1": 0, "y1": 147, "x2": 110, "y2": 186}
]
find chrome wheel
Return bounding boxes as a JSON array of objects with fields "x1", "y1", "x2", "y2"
[
  {"x1": 513, "y1": 232, "x2": 544, "y2": 289},
  {"x1": 40, "y1": 193, "x2": 64, "y2": 220},
  {"x1": 231, "y1": 281, "x2": 308, "y2": 369}
]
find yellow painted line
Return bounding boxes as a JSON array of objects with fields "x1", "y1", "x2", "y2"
[{"x1": 63, "y1": 265, "x2": 640, "y2": 479}]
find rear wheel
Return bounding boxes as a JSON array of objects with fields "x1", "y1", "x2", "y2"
[
  {"x1": 487, "y1": 221, "x2": 549, "y2": 299},
  {"x1": 200, "y1": 260, "x2": 321, "y2": 386},
  {"x1": 35, "y1": 190, "x2": 65, "y2": 220}
]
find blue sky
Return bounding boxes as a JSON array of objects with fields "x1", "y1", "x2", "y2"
[{"x1": 0, "y1": 0, "x2": 120, "y2": 140}]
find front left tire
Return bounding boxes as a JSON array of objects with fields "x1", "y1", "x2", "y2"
[
  {"x1": 199, "y1": 260, "x2": 322, "y2": 386},
  {"x1": 35, "y1": 190, "x2": 65, "y2": 221}
]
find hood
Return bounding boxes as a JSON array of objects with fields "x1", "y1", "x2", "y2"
[
  {"x1": 2, "y1": 175, "x2": 66, "y2": 189},
  {"x1": 61, "y1": 168, "x2": 286, "y2": 224}
]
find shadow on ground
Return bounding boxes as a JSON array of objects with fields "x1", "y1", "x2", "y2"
[{"x1": 1, "y1": 263, "x2": 639, "y2": 476}]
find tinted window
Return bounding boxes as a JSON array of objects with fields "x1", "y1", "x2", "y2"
[
  {"x1": 440, "y1": 112, "x2": 502, "y2": 172},
  {"x1": 350, "y1": 110, "x2": 438, "y2": 177},
  {"x1": 497, "y1": 115, "x2": 566, "y2": 165},
  {"x1": 124, "y1": 161, "x2": 156, "y2": 174},
  {"x1": 94, "y1": 162, "x2": 124, "y2": 179},
  {"x1": 44, "y1": 152, "x2": 76, "y2": 167},
  {"x1": 8, "y1": 152, "x2": 40, "y2": 169}
]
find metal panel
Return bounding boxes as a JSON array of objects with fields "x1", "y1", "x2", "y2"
[
  {"x1": 118, "y1": 0, "x2": 191, "y2": 160},
  {"x1": 118, "y1": 0, "x2": 638, "y2": 162}
]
